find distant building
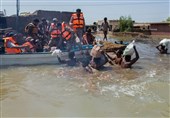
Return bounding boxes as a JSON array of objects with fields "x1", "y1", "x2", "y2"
[
  {"x1": 149, "y1": 22, "x2": 170, "y2": 35},
  {"x1": 133, "y1": 22, "x2": 170, "y2": 35},
  {"x1": 133, "y1": 23, "x2": 150, "y2": 31},
  {"x1": 133, "y1": 23, "x2": 151, "y2": 35},
  {"x1": 20, "y1": 12, "x2": 31, "y2": 16}
]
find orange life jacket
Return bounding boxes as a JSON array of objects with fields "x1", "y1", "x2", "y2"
[
  {"x1": 72, "y1": 13, "x2": 84, "y2": 29},
  {"x1": 4, "y1": 37, "x2": 21, "y2": 54},
  {"x1": 22, "y1": 42, "x2": 35, "y2": 52},
  {"x1": 50, "y1": 23, "x2": 61, "y2": 39},
  {"x1": 61, "y1": 24, "x2": 72, "y2": 41}
]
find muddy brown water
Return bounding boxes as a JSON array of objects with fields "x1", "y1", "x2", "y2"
[{"x1": 0, "y1": 39, "x2": 170, "y2": 117}]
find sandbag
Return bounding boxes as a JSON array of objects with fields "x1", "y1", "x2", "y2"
[
  {"x1": 123, "y1": 40, "x2": 135, "y2": 56},
  {"x1": 51, "y1": 49, "x2": 62, "y2": 56},
  {"x1": 159, "y1": 38, "x2": 170, "y2": 50}
]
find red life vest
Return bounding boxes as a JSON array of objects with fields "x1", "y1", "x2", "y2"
[
  {"x1": 22, "y1": 42, "x2": 35, "y2": 52},
  {"x1": 50, "y1": 23, "x2": 61, "y2": 39},
  {"x1": 71, "y1": 13, "x2": 85, "y2": 29},
  {"x1": 61, "y1": 23, "x2": 72, "y2": 41},
  {"x1": 51, "y1": 29, "x2": 61, "y2": 39},
  {"x1": 4, "y1": 37, "x2": 21, "y2": 54}
]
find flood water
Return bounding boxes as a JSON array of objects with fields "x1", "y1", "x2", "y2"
[{"x1": 0, "y1": 39, "x2": 170, "y2": 117}]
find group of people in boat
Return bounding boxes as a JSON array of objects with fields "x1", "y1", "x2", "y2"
[{"x1": 2, "y1": 8, "x2": 95, "y2": 54}]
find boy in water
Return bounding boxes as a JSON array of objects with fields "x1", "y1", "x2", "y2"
[{"x1": 121, "y1": 46, "x2": 139, "y2": 68}]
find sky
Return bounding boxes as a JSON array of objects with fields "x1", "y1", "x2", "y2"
[{"x1": 0, "y1": 0, "x2": 170, "y2": 24}]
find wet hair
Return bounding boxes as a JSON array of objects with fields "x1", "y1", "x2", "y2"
[
  {"x1": 76, "y1": 8, "x2": 81, "y2": 13},
  {"x1": 124, "y1": 55, "x2": 131, "y2": 62},
  {"x1": 116, "y1": 50, "x2": 123, "y2": 57},
  {"x1": 160, "y1": 45, "x2": 165, "y2": 50}
]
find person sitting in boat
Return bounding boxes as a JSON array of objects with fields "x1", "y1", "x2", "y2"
[
  {"x1": 82, "y1": 28, "x2": 96, "y2": 45},
  {"x1": 3, "y1": 32, "x2": 34, "y2": 54},
  {"x1": 89, "y1": 41, "x2": 108, "y2": 70},
  {"x1": 121, "y1": 46, "x2": 139, "y2": 68},
  {"x1": 25, "y1": 18, "x2": 43, "y2": 52}
]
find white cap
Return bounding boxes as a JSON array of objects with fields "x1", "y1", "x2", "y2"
[{"x1": 53, "y1": 18, "x2": 58, "y2": 21}]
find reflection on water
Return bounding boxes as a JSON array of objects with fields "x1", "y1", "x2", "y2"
[{"x1": 0, "y1": 41, "x2": 170, "y2": 117}]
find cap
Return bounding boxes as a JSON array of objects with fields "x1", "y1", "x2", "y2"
[
  {"x1": 53, "y1": 18, "x2": 58, "y2": 21},
  {"x1": 6, "y1": 31, "x2": 17, "y2": 37}
]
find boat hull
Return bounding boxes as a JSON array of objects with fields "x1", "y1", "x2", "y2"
[{"x1": 0, "y1": 50, "x2": 88, "y2": 66}]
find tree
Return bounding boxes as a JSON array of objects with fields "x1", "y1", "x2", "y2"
[
  {"x1": 118, "y1": 16, "x2": 134, "y2": 32},
  {"x1": 166, "y1": 17, "x2": 170, "y2": 22}
]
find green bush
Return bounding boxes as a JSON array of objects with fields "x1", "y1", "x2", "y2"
[{"x1": 118, "y1": 16, "x2": 134, "y2": 32}]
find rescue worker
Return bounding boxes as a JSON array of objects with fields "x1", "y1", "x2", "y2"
[
  {"x1": 61, "y1": 22, "x2": 81, "y2": 51},
  {"x1": 3, "y1": 32, "x2": 34, "y2": 54},
  {"x1": 60, "y1": 22, "x2": 82, "y2": 52},
  {"x1": 82, "y1": 28, "x2": 96, "y2": 45},
  {"x1": 25, "y1": 18, "x2": 43, "y2": 52},
  {"x1": 48, "y1": 22, "x2": 62, "y2": 48},
  {"x1": 49, "y1": 18, "x2": 58, "y2": 32},
  {"x1": 69, "y1": 8, "x2": 85, "y2": 44}
]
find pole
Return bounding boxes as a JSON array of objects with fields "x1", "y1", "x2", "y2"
[{"x1": 16, "y1": 0, "x2": 20, "y2": 32}]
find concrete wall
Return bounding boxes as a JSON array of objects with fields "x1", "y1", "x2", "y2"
[
  {"x1": 5, "y1": 10, "x2": 73, "y2": 34},
  {"x1": 150, "y1": 23, "x2": 170, "y2": 35}
]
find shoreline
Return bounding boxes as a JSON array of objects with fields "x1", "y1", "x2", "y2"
[{"x1": 95, "y1": 31, "x2": 170, "y2": 45}]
